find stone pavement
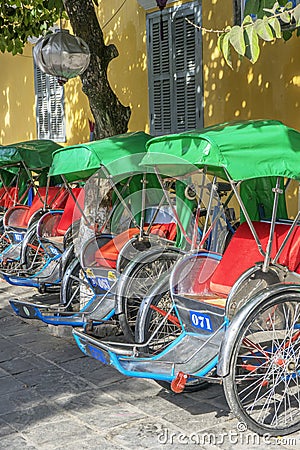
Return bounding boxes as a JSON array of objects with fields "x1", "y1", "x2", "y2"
[{"x1": 0, "y1": 282, "x2": 299, "y2": 450}]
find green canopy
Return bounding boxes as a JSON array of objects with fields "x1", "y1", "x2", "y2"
[
  {"x1": 0, "y1": 140, "x2": 62, "y2": 170},
  {"x1": 142, "y1": 120, "x2": 300, "y2": 181},
  {"x1": 49, "y1": 132, "x2": 152, "y2": 182}
]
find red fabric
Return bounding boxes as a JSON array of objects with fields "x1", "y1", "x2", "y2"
[
  {"x1": 2, "y1": 187, "x2": 18, "y2": 209},
  {"x1": 0, "y1": 187, "x2": 7, "y2": 206},
  {"x1": 94, "y1": 223, "x2": 177, "y2": 269},
  {"x1": 5, "y1": 187, "x2": 67, "y2": 229},
  {"x1": 210, "y1": 221, "x2": 300, "y2": 295},
  {"x1": 149, "y1": 223, "x2": 177, "y2": 241},
  {"x1": 94, "y1": 228, "x2": 140, "y2": 269},
  {"x1": 23, "y1": 187, "x2": 63, "y2": 225},
  {"x1": 56, "y1": 188, "x2": 84, "y2": 235}
]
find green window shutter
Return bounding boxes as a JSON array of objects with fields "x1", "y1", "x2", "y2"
[
  {"x1": 150, "y1": 19, "x2": 172, "y2": 134},
  {"x1": 34, "y1": 63, "x2": 66, "y2": 142},
  {"x1": 147, "y1": 1, "x2": 203, "y2": 135}
]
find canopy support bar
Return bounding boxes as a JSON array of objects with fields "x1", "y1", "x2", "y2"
[
  {"x1": 139, "y1": 173, "x2": 147, "y2": 239},
  {"x1": 192, "y1": 170, "x2": 207, "y2": 250},
  {"x1": 273, "y1": 209, "x2": 300, "y2": 265},
  {"x1": 100, "y1": 166, "x2": 140, "y2": 231},
  {"x1": 154, "y1": 167, "x2": 192, "y2": 245},
  {"x1": 262, "y1": 176, "x2": 281, "y2": 272},
  {"x1": 98, "y1": 177, "x2": 133, "y2": 234},
  {"x1": 224, "y1": 169, "x2": 265, "y2": 258},
  {"x1": 21, "y1": 161, "x2": 44, "y2": 205},
  {"x1": 61, "y1": 175, "x2": 90, "y2": 226}
]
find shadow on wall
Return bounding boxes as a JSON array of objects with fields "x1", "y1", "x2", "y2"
[
  {"x1": 97, "y1": 2, "x2": 150, "y2": 133},
  {"x1": 202, "y1": 0, "x2": 300, "y2": 131},
  {"x1": 64, "y1": 77, "x2": 91, "y2": 145}
]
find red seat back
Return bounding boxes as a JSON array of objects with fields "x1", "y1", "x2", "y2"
[
  {"x1": 23, "y1": 187, "x2": 63, "y2": 226},
  {"x1": 0, "y1": 187, "x2": 7, "y2": 206},
  {"x1": 210, "y1": 221, "x2": 300, "y2": 295},
  {"x1": 56, "y1": 188, "x2": 84, "y2": 235},
  {"x1": 2, "y1": 187, "x2": 18, "y2": 209}
]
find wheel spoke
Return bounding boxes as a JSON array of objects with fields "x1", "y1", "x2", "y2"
[{"x1": 225, "y1": 296, "x2": 300, "y2": 434}]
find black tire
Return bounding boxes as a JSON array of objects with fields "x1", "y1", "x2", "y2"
[
  {"x1": 223, "y1": 292, "x2": 300, "y2": 436},
  {"x1": 60, "y1": 258, "x2": 83, "y2": 311},
  {"x1": 118, "y1": 250, "x2": 180, "y2": 342},
  {"x1": 136, "y1": 275, "x2": 209, "y2": 393},
  {"x1": 135, "y1": 275, "x2": 179, "y2": 352}
]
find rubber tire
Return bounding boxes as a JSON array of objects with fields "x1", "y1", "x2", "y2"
[
  {"x1": 60, "y1": 257, "x2": 81, "y2": 310},
  {"x1": 136, "y1": 274, "x2": 209, "y2": 393},
  {"x1": 223, "y1": 292, "x2": 300, "y2": 436},
  {"x1": 118, "y1": 251, "x2": 180, "y2": 342}
]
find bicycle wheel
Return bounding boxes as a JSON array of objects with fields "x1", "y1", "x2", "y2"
[
  {"x1": 136, "y1": 275, "x2": 209, "y2": 393},
  {"x1": 135, "y1": 276, "x2": 179, "y2": 353},
  {"x1": 223, "y1": 292, "x2": 300, "y2": 436},
  {"x1": 118, "y1": 251, "x2": 180, "y2": 342}
]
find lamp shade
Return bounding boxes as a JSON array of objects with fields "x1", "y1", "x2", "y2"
[{"x1": 33, "y1": 30, "x2": 90, "y2": 84}]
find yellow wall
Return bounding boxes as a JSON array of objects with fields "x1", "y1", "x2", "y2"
[
  {"x1": 1, "y1": 0, "x2": 300, "y2": 145},
  {"x1": 202, "y1": 0, "x2": 300, "y2": 130},
  {"x1": 0, "y1": 45, "x2": 36, "y2": 144}
]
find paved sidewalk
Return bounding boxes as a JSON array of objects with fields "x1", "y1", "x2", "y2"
[{"x1": 0, "y1": 283, "x2": 299, "y2": 449}]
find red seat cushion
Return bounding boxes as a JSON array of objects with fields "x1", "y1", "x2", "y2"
[
  {"x1": 149, "y1": 223, "x2": 177, "y2": 241},
  {"x1": 210, "y1": 221, "x2": 300, "y2": 295},
  {"x1": 94, "y1": 228, "x2": 141, "y2": 269},
  {"x1": 94, "y1": 223, "x2": 177, "y2": 269},
  {"x1": 56, "y1": 188, "x2": 84, "y2": 235}
]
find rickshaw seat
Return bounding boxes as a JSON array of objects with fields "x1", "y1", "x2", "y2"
[
  {"x1": 94, "y1": 228, "x2": 141, "y2": 269},
  {"x1": 55, "y1": 188, "x2": 84, "y2": 236},
  {"x1": 5, "y1": 187, "x2": 66, "y2": 229},
  {"x1": 210, "y1": 221, "x2": 300, "y2": 296},
  {"x1": 94, "y1": 223, "x2": 177, "y2": 269},
  {"x1": 0, "y1": 187, "x2": 6, "y2": 205},
  {"x1": 2, "y1": 187, "x2": 18, "y2": 209}
]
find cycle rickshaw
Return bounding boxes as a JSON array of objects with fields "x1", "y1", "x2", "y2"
[
  {"x1": 0, "y1": 139, "x2": 66, "y2": 268},
  {"x1": 9, "y1": 132, "x2": 190, "y2": 336},
  {"x1": 73, "y1": 119, "x2": 300, "y2": 436}
]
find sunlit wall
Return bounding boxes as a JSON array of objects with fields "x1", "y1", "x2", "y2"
[{"x1": 0, "y1": 0, "x2": 299, "y2": 146}]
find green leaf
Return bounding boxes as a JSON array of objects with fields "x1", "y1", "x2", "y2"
[
  {"x1": 244, "y1": 26, "x2": 260, "y2": 64},
  {"x1": 280, "y1": 11, "x2": 291, "y2": 23},
  {"x1": 282, "y1": 29, "x2": 293, "y2": 40},
  {"x1": 219, "y1": 32, "x2": 233, "y2": 69},
  {"x1": 229, "y1": 25, "x2": 246, "y2": 56},
  {"x1": 284, "y1": 1, "x2": 293, "y2": 10},
  {"x1": 263, "y1": 1, "x2": 280, "y2": 15},
  {"x1": 242, "y1": 14, "x2": 253, "y2": 26},
  {"x1": 217, "y1": 33, "x2": 224, "y2": 54},
  {"x1": 254, "y1": 18, "x2": 274, "y2": 41},
  {"x1": 268, "y1": 17, "x2": 282, "y2": 38},
  {"x1": 292, "y1": 4, "x2": 300, "y2": 26}
]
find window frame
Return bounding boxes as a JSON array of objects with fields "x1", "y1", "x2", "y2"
[
  {"x1": 33, "y1": 61, "x2": 66, "y2": 142},
  {"x1": 146, "y1": 1, "x2": 203, "y2": 136}
]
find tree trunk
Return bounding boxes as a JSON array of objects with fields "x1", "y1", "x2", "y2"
[{"x1": 63, "y1": 0, "x2": 131, "y2": 139}]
